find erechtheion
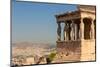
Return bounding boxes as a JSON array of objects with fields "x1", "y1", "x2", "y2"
[{"x1": 55, "y1": 5, "x2": 96, "y2": 61}]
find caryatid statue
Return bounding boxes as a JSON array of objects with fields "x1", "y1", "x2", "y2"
[
  {"x1": 64, "y1": 23, "x2": 69, "y2": 41},
  {"x1": 71, "y1": 21, "x2": 75, "y2": 40},
  {"x1": 57, "y1": 23, "x2": 61, "y2": 41}
]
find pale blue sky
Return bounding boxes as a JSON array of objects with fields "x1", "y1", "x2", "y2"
[{"x1": 12, "y1": 0, "x2": 77, "y2": 44}]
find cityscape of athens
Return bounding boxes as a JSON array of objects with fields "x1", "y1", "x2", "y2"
[{"x1": 12, "y1": 1, "x2": 96, "y2": 67}]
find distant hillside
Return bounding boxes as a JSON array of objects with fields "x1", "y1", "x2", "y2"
[
  {"x1": 12, "y1": 42, "x2": 56, "y2": 49},
  {"x1": 12, "y1": 42, "x2": 56, "y2": 57}
]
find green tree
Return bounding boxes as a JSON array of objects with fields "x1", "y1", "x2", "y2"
[{"x1": 46, "y1": 52, "x2": 56, "y2": 64}]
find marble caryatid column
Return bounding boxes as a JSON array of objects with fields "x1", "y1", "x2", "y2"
[
  {"x1": 71, "y1": 20, "x2": 75, "y2": 40},
  {"x1": 57, "y1": 22, "x2": 61, "y2": 41},
  {"x1": 80, "y1": 19, "x2": 84, "y2": 40},
  {"x1": 91, "y1": 19, "x2": 95, "y2": 39},
  {"x1": 68, "y1": 22, "x2": 71, "y2": 40},
  {"x1": 74, "y1": 23, "x2": 78, "y2": 40},
  {"x1": 64, "y1": 22, "x2": 69, "y2": 41}
]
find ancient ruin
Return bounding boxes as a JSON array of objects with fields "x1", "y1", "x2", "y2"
[{"x1": 55, "y1": 5, "x2": 96, "y2": 61}]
